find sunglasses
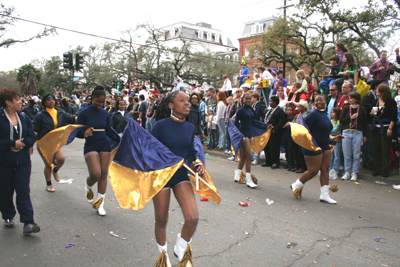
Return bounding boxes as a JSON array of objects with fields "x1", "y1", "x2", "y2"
[{"x1": 329, "y1": 89, "x2": 337, "y2": 91}]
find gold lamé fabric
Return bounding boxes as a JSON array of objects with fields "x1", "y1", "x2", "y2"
[
  {"x1": 188, "y1": 160, "x2": 221, "y2": 204},
  {"x1": 250, "y1": 129, "x2": 271, "y2": 154},
  {"x1": 36, "y1": 124, "x2": 88, "y2": 167},
  {"x1": 287, "y1": 122, "x2": 322, "y2": 152},
  {"x1": 109, "y1": 160, "x2": 184, "y2": 210}
]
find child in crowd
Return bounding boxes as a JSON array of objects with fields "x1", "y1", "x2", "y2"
[
  {"x1": 319, "y1": 55, "x2": 340, "y2": 95},
  {"x1": 329, "y1": 107, "x2": 342, "y2": 179},
  {"x1": 207, "y1": 108, "x2": 217, "y2": 150}
]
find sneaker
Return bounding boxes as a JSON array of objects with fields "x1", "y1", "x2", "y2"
[
  {"x1": 224, "y1": 150, "x2": 229, "y2": 154},
  {"x1": 251, "y1": 160, "x2": 260, "y2": 165},
  {"x1": 4, "y1": 219, "x2": 14, "y2": 228},
  {"x1": 226, "y1": 150, "x2": 232, "y2": 155},
  {"x1": 23, "y1": 223, "x2": 40, "y2": 234},
  {"x1": 228, "y1": 156, "x2": 236, "y2": 161},
  {"x1": 341, "y1": 172, "x2": 350, "y2": 180},
  {"x1": 350, "y1": 173, "x2": 357, "y2": 181},
  {"x1": 392, "y1": 185, "x2": 400, "y2": 190},
  {"x1": 329, "y1": 169, "x2": 338, "y2": 180}
]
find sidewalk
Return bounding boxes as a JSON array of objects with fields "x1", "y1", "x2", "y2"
[{"x1": 203, "y1": 144, "x2": 400, "y2": 186}]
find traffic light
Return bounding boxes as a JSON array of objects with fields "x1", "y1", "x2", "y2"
[
  {"x1": 63, "y1": 52, "x2": 73, "y2": 69},
  {"x1": 75, "y1": 53, "x2": 84, "y2": 71},
  {"x1": 113, "y1": 80, "x2": 118, "y2": 89},
  {"x1": 119, "y1": 81, "x2": 125, "y2": 90}
]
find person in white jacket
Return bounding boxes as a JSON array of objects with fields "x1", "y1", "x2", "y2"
[
  {"x1": 215, "y1": 90, "x2": 227, "y2": 150},
  {"x1": 221, "y1": 74, "x2": 232, "y2": 96}
]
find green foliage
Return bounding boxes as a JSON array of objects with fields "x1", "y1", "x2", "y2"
[
  {"x1": 17, "y1": 64, "x2": 41, "y2": 95},
  {"x1": 40, "y1": 56, "x2": 72, "y2": 94}
]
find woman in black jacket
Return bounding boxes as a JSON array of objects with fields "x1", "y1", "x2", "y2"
[
  {"x1": 187, "y1": 93, "x2": 203, "y2": 137},
  {"x1": 0, "y1": 88, "x2": 40, "y2": 234},
  {"x1": 110, "y1": 100, "x2": 131, "y2": 134},
  {"x1": 33, "y1": 93, "x2": 76, "y2": 192}
]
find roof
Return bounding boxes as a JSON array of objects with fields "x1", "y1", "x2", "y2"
[{"x1": 239, "y1": 17, "x2": 277, "y2": 39}]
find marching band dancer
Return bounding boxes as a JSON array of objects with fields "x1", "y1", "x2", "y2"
[
  {"x1": 151, "y1": 91, "x2": 204, "y2": 267},
  {"x1": 77, "y1": 85, "x2": 120, "y2": 216},
  {"x1": 33, "y1": 93, "x2": 76, "y2": 192}
]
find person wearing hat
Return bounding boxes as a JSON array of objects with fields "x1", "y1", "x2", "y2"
[
  {"x1": 256, "y1": 66, "x2": 273, "y2": 107},
  {"x1": 272, "y1": 70, "x2": 288, "y2": 95},
  {"x1": 238, "y1": 63, "x2": 250, "y2": 87}
]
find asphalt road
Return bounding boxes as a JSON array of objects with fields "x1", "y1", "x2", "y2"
[{"x1": 1, "y1": 139, "x2": 399, "y2": 267}]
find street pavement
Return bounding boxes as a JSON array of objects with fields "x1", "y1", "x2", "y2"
[{"x1": 1, "y1": 139, "x2": 399, "y2": 267}]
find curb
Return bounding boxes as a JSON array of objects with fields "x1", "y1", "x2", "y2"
[{"x1": 203, "y1": 145, "x2": 400, "y2": 186}]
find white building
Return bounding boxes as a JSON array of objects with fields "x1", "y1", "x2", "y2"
[{"x1": 158, "y1": 22, "x2": 238, "y2": 56}]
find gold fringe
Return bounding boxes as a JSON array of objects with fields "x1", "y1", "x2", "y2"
[
  {"x1": 92, "y1": 197, "x2": 103, "y2": 210},
  {"x1": 251, "y1": 173, "x2": 258, "y2": 184},
  {"x1": 238, "y1": 172, "x2": 246, "y2": 183},
  {"x1": 178, "y1": 243, "x2": 193, "y2": 267},
  {"x1": 293, "y1": 186, "x2": 303, "y2": 199},
  {"x1": 86, "y1": 185, "x2": 94, "y2": 201},
  {"x1": 329, "y1": 185, "x2": 338, "y2": 192},
  {"x1": 154, "y1": 250, "x2": 169, "y2": 267}
]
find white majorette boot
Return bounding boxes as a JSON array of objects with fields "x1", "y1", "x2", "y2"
[
  {"x1": 85, "y1": 183, "x2": 94, "y2": 203},
  {"x1": 246, "y1": 173, "x2": 257, "y2": 188},
  {"x1": 174, "y1": 233, "x2": 193, "y2": 267},
  {"x1": 154, "y1": 243, "x2": 171, "y2": 267},
  {"x1": 234, "y1": 169, "x2": 241, "y2": 182},
  {"x1": 92, "y1": 193, "x2": 106, "y2": 216},
  {"x1": 290, "y1": 179, "x2": 304, "y2": 199},
  {"x1": 319, "y1": 185, "x2": 337, "y2": 204}
]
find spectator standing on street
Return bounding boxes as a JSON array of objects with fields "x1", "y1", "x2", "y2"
[
  {"x1": 224, "y1": 96, "x2": 237, "y2": 155},
  {"x1": 370, "y1": 84, "x2": 397, "y2": 177},
  {"x1": 262, "y1": 96, "x2": 287, "y2": 169},
  {"x1": 339, "y1": 92, "x2": 367, "y2": 181},
  {"x1": 205, "y1": 88, "x2": 217, "y2": 115},
  {"x1": 145, "y1": 95, "x2": 157, "y2": 132},
  {"x1": 215, "y1": 90, "x2": 227, "y2": 151},
  {"x1": 139, "y1": 94, "x2": 148, "y2": 129},
  {"x1": 22, "y1": 99, "x2": 38, "y2": 120},
  {"x1": 328, "y1": 107, "x2": 342, "y2": 180},
  {"x1": 110, "y1": 100, "x2": 131, "y2": 134},
  {"x1": 187, "y1": 93, "x2": 203, "y2": 139},
  {"x1": 0, "y1": 88, "x2": 40, "y2": 234}
]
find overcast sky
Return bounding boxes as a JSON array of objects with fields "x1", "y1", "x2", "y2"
[{"x1": 0, "y1": 0, "x2": 291, "y2": 71}]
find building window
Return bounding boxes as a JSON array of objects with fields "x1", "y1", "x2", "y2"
[
  {"x1": 215, "y1": 34, "x2": 220, "y2": 43},
  {"x1": 225, "y1": 55, "x2": 230, "y2": 63},
  {"x1": 169, "y1": 28, "x2": 176, "y2": 37},
  {"x1": 198, "y1": 30, "x2": 203, "y2": 39},
  {"x1": 253, "y1": 48, "x2": 259, "y2": 59},
  {"x1": 207, "y1": 32, "x2": 212, "y2": 41},
  {"x1": 245, "y1": 46, "x2": 250, "y2": 57},
  {"x1": 251, "y1": 22, "x2": 264, "y2": 34},
  {"x1": 233, "y1": 54, "x2": 239, "y2": 62}
]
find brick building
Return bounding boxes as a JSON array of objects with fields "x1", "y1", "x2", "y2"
[{"x1": 238, "y1": 17, "x2": 297, "y2": 85}]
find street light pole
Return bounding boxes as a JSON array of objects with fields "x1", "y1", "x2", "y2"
[{"x1": 283, "y1": 0, "x2": 287, "y2": 80}]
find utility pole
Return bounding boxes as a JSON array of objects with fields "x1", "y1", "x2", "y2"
[{"x1": 277, "y1": 1, "x2": 294, "y2": 80}]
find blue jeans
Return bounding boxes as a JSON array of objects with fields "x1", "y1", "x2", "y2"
[
  {"x1": 319, "y1": 78, "x2": 336, "y2": 95},
  {"x1": 342, "y1": 130, "x2": 363, "y2": 174},
  {"x1": 262, "y1": 87, "x2": 271, "y2": 107},
  {"x1": 329, "y1": 140, "x2": 342, "y2": 174},
  {"x1": 252, "y1": 152, "x2": 260, "y2": 161},
  {"x1": 145, "y1": 118, "x2": 155, "y2": 132},
  {"x1": 217, "y1": 119, "x2": 226, "y2": 149},
  {"x1": 209, "y1": 129, "x2": 216, "y2": 149},
  {"x1": 226, "y1": 124, "x2": 231, "y2": 151}
]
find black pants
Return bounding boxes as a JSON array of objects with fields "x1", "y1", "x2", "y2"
[
  {"x1": 264, "y1": 133, "x2": 283, "y2": 166},
  {"x1": 285, "y1": 137, "x2": 295, "y2": 168},
  {"x1": 0, "y1": 162, "x2": 34, "y2": 223},
  {"x1": 372, "y1": 127, "x2": 392, "y2": 174},
  {"x1": 293, "y1": 142, "x2": 307, "y2": 170},
  {"x1": 141, "y1": 117, "x2": 147, "y2": 129}
]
